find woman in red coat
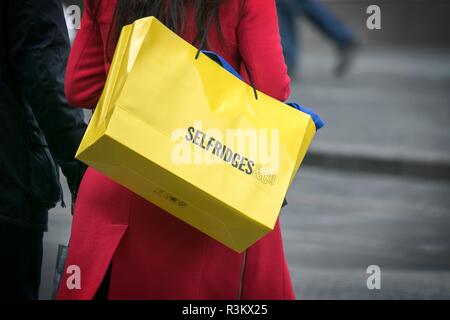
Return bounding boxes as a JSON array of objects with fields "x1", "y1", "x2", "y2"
[{"x1": 57, "y1": 0, "x2": 294, "y2": 300}]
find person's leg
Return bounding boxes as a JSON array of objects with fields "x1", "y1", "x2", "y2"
[
  {"x1": 297, "y1": 0, "x2": 359, "y2": 76},
  {"x1": 277, "y1": 0, "x2": 301, "y2": 77},
  {"x1": 0, "y1": 221, "x2": 44, "y2": 300},
  {"x1": 299, "y1": 0, "x2": 355, "y2": 46}
]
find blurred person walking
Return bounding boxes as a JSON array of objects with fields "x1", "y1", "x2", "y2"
[
  {"x1": 0, "y1": 0, "x2": 87, "y2": 299},
  {"x1": 57, "y1": 0, "x2": 295, "y2": 300},
  {"x1": 277, "y1": 0, "x2": 358, "y2": 78}
]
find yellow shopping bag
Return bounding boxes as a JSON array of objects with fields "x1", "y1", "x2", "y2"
[{"x1": 76, "y1": 16, "x2": 316, "y2": 252}]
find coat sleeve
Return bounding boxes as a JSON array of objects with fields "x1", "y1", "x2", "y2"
[
  {"x1": 64, "y1": 0, "x2": 109, "y2": 109},
  {"x1": 7, "y1": 0, "x2": 87, "y2": 160},
  {"x1": 7, "y1": 0, "x2": 87, "y2": 206},
  {"x1": 237, "y1": 0, "x2": 291, "y2": 101}
]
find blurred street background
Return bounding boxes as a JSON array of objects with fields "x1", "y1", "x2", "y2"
[{"x1": 40, "y1": 0, "x2": 450, "y2": 299}]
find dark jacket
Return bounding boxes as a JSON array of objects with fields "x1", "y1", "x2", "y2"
[{"x1": 0, "y1": 0, "x2": 87, "y2": 231}]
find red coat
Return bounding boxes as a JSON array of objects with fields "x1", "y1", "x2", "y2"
[{"x1": 57, "y1": 0, "x2": 294, "y2": 300}]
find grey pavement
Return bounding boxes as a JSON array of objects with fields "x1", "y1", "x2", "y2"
[
  {"x1": 40, "y1": 176, "x2": 72, "y2": 300},
  {"x1": 282, "y1": 167, "x2": 450, "y2": 299},
  {"x1": 291, "y1": 46, "x2": 450, "y2": 178}
]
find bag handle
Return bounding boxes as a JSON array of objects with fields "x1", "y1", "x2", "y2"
[
  {"x1": 192, "y1": 13, "x2": 325, "y2": 131},
  {"x1": 194, "y1": 14, "x2": 259, "y2": 100}
]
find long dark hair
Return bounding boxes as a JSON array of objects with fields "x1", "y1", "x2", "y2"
[{"x1": 98, "y1": 0, "x2": 225, "y2": 60}]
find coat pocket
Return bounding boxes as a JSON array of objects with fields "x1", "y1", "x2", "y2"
[{"x1": 27, "y1": 123, "x2": 63, "y2": 209}]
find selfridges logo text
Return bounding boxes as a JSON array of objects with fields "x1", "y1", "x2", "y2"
[{"x1": 171, "y1": 121, "x2": 279, "y2": 185}]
